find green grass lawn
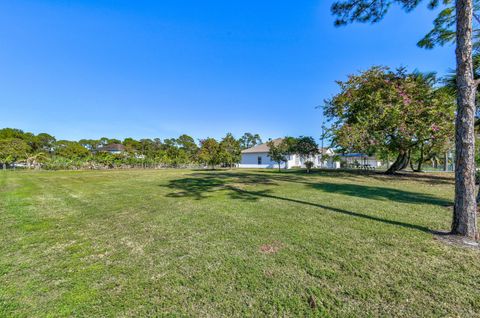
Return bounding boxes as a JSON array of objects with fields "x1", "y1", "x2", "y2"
[{"x1": 0, "y1": 169, "x2": 479, "y2": 317}]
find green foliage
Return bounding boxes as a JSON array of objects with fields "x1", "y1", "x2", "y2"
[
  {"x1": 0, "y1": 138, "x2": 30, "y2": 168},
  {"x1": 239, "y1": 133, "x2": 262, "y2": 150},
  {"x1": 267, "y1": 139, "x2": 290, "y2": 171},
  {"x1": 55, "y1": 141, "x2": 90, "y2": 159},
  {"x1": 304, "y1": 160, "x2": 315, "y2": 173},
  {"x1": 1, "y1": 170, "x2": 479, "y2": 316},
  {"x1": 219, "y1": 133, "x2": 241, "y2": 168},
  {"x1": 199, "y1": 138, "x2": 221, "y2": 169},
  {"x1": 326, "y1": 66, "x2": 455, "y2": 172},
  {"x1": 293, "y1": 136, "x2": 319, "y2": 159}
]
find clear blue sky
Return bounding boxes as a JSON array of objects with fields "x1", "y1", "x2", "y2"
[{"x1": 0, "y1": 0, "x2": 454, "y2": 142}]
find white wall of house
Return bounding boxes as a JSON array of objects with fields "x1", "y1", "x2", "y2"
[
  {"x1": 239, "y1": 152, "x2": 289, "y2": 169},
  {"x1": 239, "y1": 152, "x2": 340, "y2": 169}
]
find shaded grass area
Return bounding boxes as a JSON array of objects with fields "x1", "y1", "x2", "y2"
[{"x1": 0, "y1": 169, "x2": 478, "y2": 317}]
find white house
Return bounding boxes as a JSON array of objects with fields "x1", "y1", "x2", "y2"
[{"x1": 239, "y1": 138, "x2": 340, "y2": 169}]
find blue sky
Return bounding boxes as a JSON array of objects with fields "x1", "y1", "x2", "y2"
[{"x1": 0, "y1": 0, "x2": 454, "y2": 142}]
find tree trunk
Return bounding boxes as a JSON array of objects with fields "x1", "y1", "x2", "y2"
[
  {"x1": 278, "y1": 163, "x2": 281, "y2": 172},
  {"x1": 444, "y1": 152, "x2": 449, "y2": 171},
  {"x1": 385, "y1": 150, "x2": 410, "y2": 174},
  {"x1": 416, "y1": 143, "x2": 424, "y2": 172},
  {"x1": 452, "y1": 0, "x2": 478, "y2": 239},
  {"x1": 477, "y1": 184, "x2": 480, "y2": 204},
  {"x1": 2, "y1": 163, "x2": 5, "y2": 170}
]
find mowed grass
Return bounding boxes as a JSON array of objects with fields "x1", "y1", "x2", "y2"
[{"x1": 0, "y1": 169, "x2": 479, "y2": 317}]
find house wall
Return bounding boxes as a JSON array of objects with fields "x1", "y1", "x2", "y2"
[
  {"x1": 239, "y1": 152, "x2": 340, "y2": 169},
  {"x1": 239, "y1": 152, "x2": 288, "y2": 169}
]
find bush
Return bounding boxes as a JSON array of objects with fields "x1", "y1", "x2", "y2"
[{"x1": 305, "y1": 161, "x2": 314, "y2": 173}]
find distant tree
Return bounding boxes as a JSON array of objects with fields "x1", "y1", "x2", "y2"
[
  {"x1": 239, "y1": 133, "x2": 262, "y2": 150},
  {"x1": 199, "y1": 138, "x2": 221, "y2": 169},
  {"x1": 54, "y1": 141, "x2": 90, "y2": 159},
  {"x1": 0, "y1": 128, "x2": 26, "y2": 140},
  {"x1": 267, "y1": 139, "x2": 290, "y2": 172},
  {"x1": 294, "y1": 136, "x2": 319, "y2": 172},
  {"x1": 123, "y1": 138, "x2": 142, "y2": 153},
  {"x1": 176, "y1": 134, "x2": 199, "y2": 161},
  {"x1": 0, "y1": 138, "x2": 30, "y2": 169},
  {"x1": 36, "y1": 133, "x2": 56, "y2": 153},
  {"x1": 219, "y1": 133, "x2": 241, "y2": 168}
]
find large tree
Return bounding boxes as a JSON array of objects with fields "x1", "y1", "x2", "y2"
[
  {"x1": 331, "y1": 0, "x2": 478, "y2": 239},
  {"x1": 326, "y1": 67, "x2": 455, "y2": 174}
]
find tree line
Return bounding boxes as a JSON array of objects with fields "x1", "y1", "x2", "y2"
[{"x1": 0, "y1": 129, "x2": 262, "y2": 170}]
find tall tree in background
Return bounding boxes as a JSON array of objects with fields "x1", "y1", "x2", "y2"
[
  {"x1": 239, "y1": 133, "x2": 262, "y2": 150},
  {"x1": 219, "y1": 133, "x2": 241, "y2": 168},
  {"x1": 199, "y1": 138, "x2": 221, "y2": 169},
  {"x1": 331, "y1": 0, "x2": 478, "y2": 239},
  {"x1": 176, "y1": 134, "x2": 199, "y2": 161}
]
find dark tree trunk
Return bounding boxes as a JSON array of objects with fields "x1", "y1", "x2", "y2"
[
  {"x1": 278, "y1": 163, "x2": 281, "y2": 172},
  {"x1": 452, "y1": 0, "x2": 478, "y2": 239},
  {"x1": 413, "y1": 143, "x2": 424, "y2": 172},
  {"x1": 477, "y1": 184, "x2": 480, "y2": 204},
  {"x1": 385, "y1": 150, "x2": 410, "y2": 174}
]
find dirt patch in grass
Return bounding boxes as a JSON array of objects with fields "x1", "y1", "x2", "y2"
[{"x1": 259, "y1": 241, "x2": 283, "y2": 254}]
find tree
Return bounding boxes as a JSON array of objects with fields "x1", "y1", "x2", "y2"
[
  {"x1": 331, "y1": 0, "x2": 478, "y2": 239},
  {"x1": 294, "y1": 136, "x2": 319, "y2": 173},
  {"x1": 219, "y1": 133, "x2": 241, "y2": 168},
  {"x1": 239, "y1": 133, "x2": 262, "y2": 150},
  {"x1": 199, "y1": 138, "x2": 221, "y2": 169},
  {"x1": 0, "y1": 138, "x2": 30, "y2": 169},
  {"x1": 176, "y1": 134, "x2": 199, "y2": 161},
  {"x1": 267, "y1": 139, "x2": 290, "y2": 172},
  {"x1": 325, "y1": 67, "x2": 455, "y2": 174},
  {"x1": 54, "y1": 141, "x2": 90, "y2": 159},
  {"x1": 36, "y1": 133, "x2": 56, "y2": 153}
]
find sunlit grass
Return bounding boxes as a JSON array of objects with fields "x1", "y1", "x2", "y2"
[{"x1": 0, "y1": 169, "x2": 478, "y2": 317}]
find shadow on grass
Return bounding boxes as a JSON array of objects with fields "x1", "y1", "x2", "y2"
[
  {"x1": 310, "y1": 182, "x2": 451, "y2": 206},
  {"x1": 161, "y1": 171, "x2": 448, "y2": 234},
  {"x1": 184, "y1": 171, "x2": 452, "y2": 206}
]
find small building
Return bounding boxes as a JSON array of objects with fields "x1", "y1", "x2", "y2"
[
  {"x1": 97, "y1": 143, "x2": 126, "y2": 155},
  {"x1": 239, "y1": 138, "x2": 339, "y2": 169}
]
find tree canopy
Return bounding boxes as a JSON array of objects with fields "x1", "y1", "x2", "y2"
[{"x1": 325, "y1": 66, "x2": 455, "y2": 174}]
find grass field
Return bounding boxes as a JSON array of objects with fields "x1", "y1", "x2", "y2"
[{"x1": 0, "y1": 169, "x2": 479, "y2": 317}]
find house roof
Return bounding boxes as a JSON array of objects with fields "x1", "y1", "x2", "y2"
[
  {"x1": 241, "y1": 138, "x2": 283, "y2": 154},
  {"x1": 241, "y1": 138, "x2": 331, "y2": 155},
  {"x1": 98, "y1": 144, "x2": 126, "y2": 152}
]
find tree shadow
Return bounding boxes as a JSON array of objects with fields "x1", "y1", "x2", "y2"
[
  {"x1": 186, "y1": 171, "x2": 452, "y2": 207},
  {"x1": 161, "y1": 172, "x2": 441, "y2": 234},
  {"x1": 310, "y1": 182, "x2": 451, "y2": 206}
]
